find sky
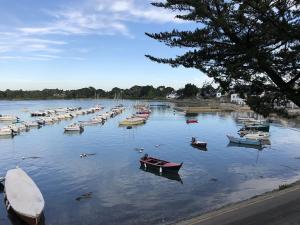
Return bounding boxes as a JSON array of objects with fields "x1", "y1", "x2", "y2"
[{"x1": 0, "y1": 0, "x2": 209, "y2": 91}]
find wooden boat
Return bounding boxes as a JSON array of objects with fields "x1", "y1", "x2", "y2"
[
  {"x1": 64, "y1": 123, "x2": 84, "y2": 132},
  {"x1": 4, "y1": 168, "x2": 45, "y2": 225},
  {"x1": 244, "y1": 132, "x2": 270, "y2": 140},
  {"x1": 186, "y1": 119, "x2": 198, "y2": 124},
  {"x1": 191, "y1": 137, "x2": 207, "y2": 148},
  {"x1": 140, "y1": 155, "x2": 183, "y2": 173},
  {"x1": 227, "y1": 135, "x2": 262, "y2": 146}
]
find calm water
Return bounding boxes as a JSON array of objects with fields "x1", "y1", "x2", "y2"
[{"x1": 1, "y1": 99, "x2": 300, "y2": 225}]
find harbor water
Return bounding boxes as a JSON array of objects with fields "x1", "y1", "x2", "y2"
[{"x1": 1, "y1": 99, "x2": 300, "y2": 225}]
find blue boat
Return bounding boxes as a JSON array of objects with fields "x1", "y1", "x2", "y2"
[{"x1": 227, "y1": 135, "x2": 262, "y2": 146}]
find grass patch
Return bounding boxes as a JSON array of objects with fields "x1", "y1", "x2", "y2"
[{"x1": 278, "y1": 184, "x2": 293, "y2": 191}]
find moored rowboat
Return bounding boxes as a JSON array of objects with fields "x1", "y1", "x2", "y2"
[
  {"x1": 140, "y1": 154, "x2": 183, "y2": 173},
  {"x1": 4, "y1": 168, "x2": 45, "y2": 225}
]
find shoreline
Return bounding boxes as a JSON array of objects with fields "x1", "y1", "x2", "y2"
[{"x1": 174, "y1": 180, "x2": 300, "y2": 225}]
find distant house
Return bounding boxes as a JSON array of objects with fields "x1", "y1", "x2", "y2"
[
  {"x1": 231, "y1": 94, "x2": 245, "y2": 105},
  {"x1": 166, "y1": 92, "x2": 180, "y2": 99}
]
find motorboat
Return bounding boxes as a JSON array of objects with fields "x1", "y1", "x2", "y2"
[
  {"x1": 0, "y1": 115, "x2": 18, "y2": 122},
  {"x1": 24, "y1": 121, "x2": 41, "y2": 128},
  {"x1": 0, "y1": 127, "x2": 13, "y2": 136},
  {"x1": 64, "y1": 123, "x2": 84, "y2": 132},
  {"x1": 227, "y1": 135, "x2": 262, "y2": 146},
  {"x1": 244, "y1": 132, "x2": 270, "y2": 140}
]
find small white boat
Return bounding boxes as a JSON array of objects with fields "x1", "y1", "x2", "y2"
[
  {"x1": 8, "y1": 124, "x2": 27, "y2": 133},
  {"x1": 244, "y1": 132, "x2": 270, "y2": 140},
  {"x1": 0, "y1": 127, "x2": 13, "y2": 136},
  {"x1": 0, "y1": 115, "x2": 18, "y2": 121},
  {"x1": 24, "y1": 121, "x2": 41, "y2": 128},
  {"x1": 4, "y1": 168, "x2": 45, "y2": 225},
  {"x1": 237, "y1": 117, "x2": 256, "y2": 122},
  {"x1": 79, "y1": 120, "x2": 101, "y2": 126},
  {"x1": 42, "y1": 117, "x2": 54, "y2": 125},
  {"x1": 57, "y1": 114, "x2": 66, "y2": 120},
  {"x1": 64, "y1": 114, "x2": 73, "y2": 119},
  {"x1": 227, "y1": 135, "x2": 262, "y2": 146},
  {"x1": 64, "y1": 123, "x2": 84, "y2": 132},
  {"x1": 91, "y1": 116, "x2": 103, "y2": 122}
]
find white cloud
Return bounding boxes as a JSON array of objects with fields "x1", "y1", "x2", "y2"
[{"x1": 0, "y1": 0, "x2": 182, "y2": 61}]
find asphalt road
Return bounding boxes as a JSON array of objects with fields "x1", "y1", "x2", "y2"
[{"x1": 176, "y1": 184, "x2": 300, "y2": 225}]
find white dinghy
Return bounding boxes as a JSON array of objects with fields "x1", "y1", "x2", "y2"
[{"x1": 4, "y1": 168, "x2": 45, "y2": 225}]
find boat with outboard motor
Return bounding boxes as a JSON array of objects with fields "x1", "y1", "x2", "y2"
[{"x1": 227, "y1": 135, "x2": 262, "y2": 146}]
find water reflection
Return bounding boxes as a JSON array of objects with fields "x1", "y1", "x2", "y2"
[
  {"x1": 139, "y1": 166, "x2": 183, "y2": 184},
  {"x1": 190, "y1": 144, "x2": 208, "y2": 151},
  {"x1": 1, "y1": 100, "x2": 300, "y2": 225},
  {"x1": 7, "y1": 211, "x2": 45, "y2": 225},
  {"x1": 63, "y1": 130, "x2": 84, "y2": 135},
  {"x1": 227, "y1": 142, "x2": 265, "y2": 150}
]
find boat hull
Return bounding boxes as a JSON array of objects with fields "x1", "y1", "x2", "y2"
[
  {"x1": 227, "y1": 135, "x2": 261, "y2": 146},
  {"x1": 191, "y1": 143, "x2": 207, "y2": 150},
  {"x1": 4, "y1": 168, "x2": 44, "y2": 225},
  {"x1": 5, "y1": 199, "x2": 42, "y2": 225},
  {"x1": 140, "y1": 157, "x2": 182, "y2": 173}
]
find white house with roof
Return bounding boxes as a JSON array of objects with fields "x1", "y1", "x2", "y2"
[
  {"x1": 166, "y1": 92, "x2": 180, "y2": 99},
  {"x1": 231, "y1": 94, "x2": 245, "y2": 105}
]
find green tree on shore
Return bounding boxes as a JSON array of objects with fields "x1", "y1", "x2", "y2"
[{"x1": 146, "y1": 0, "x2": 300, "y2": 115}]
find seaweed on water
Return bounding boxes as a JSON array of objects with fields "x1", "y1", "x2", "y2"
[
  {"x1": 76, "y1": 192, "x2": 93, "y2": 201},
  {"x1": 278, "y1": 184, "x2": 293, "y2": 191}
]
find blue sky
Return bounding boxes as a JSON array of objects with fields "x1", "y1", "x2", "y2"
[{"x1": 0, "y1": 0, "x2": 209, "y2": 90}]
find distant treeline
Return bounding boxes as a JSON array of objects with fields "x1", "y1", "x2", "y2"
[
  {"x1": 0, "y1": 85, "x2": 175, "y2": 100},
  {"x1": 0, "y1": 83, "x2": 218, "y2": 100}
]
